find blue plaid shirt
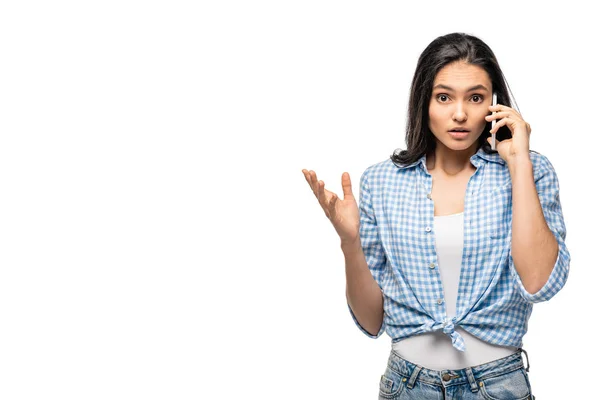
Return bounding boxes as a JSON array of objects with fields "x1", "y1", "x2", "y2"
[{"x1": 348, "y1": 147, "x2": 570, "y2": 351}]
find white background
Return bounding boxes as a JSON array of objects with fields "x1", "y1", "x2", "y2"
[{"x1": 0, "y1": 1, "x2": 596, "y2": 399}]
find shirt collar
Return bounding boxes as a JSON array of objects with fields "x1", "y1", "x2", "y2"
[{"x1": 393, "y1": 147, "x2": 505, "y2": 170}]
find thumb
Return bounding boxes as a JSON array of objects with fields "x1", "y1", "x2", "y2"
[{"x1": 341, "y1": 172, "x2": 354, "y2": 200}]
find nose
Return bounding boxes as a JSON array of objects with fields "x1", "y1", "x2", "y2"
[{"x1": 452, "y1": 103, "x2": 467, "y2": 122}]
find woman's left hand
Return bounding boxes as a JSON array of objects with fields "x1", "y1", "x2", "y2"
[{"x1": 485, "y1": 104, "x2": 531, "y2": 164}]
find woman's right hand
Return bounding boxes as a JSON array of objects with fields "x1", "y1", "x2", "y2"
[{"x1": 302, "y1": 169, "x2": 360, "y2": 245}]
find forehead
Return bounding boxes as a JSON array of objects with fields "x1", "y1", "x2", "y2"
[{"x1": 433, "y1": 62, "x2": 491, "y2": 90}]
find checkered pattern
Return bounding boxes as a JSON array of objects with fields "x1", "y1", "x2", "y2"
[{"x1": 347, "y1": 147, "x2": 570, "y2": 351}]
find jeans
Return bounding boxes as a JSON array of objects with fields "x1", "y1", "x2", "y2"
[{"x1": 379, "y1": 347, "x2": 535, "y2": 399}]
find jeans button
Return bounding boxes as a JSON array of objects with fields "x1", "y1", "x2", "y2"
[{"x1": 442, "y1": 373, "x2": 451, "y2": 382}]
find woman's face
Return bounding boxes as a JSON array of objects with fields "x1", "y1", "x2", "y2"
[{"x1": 428, "y1": 61, "x2": 492, "y2": 152}]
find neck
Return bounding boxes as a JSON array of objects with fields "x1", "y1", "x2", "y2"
[{"x1": 427, "y1": 145, "x2": 478, "y2": 177}]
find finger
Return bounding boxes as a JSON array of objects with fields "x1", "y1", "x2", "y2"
[
  {"x1": 490, "y1": 116, "x2": 511, "y2": 135},
  {"x1": 308, "y1": 171, "x2": 324, "y2": 201},
  {"x1": 302, "y1": 169, "x2": 314, "y2": 192},
  {"x1": 328, "y1": 193, "x2": 338, "y2": 220},
  {"x1": 487, "y1": 136, "x2": 498, "y2": 147},
  {"x1": 316, "y1": 178, "x2": 323, "y2": 201},
  {"x1": 485, "y1": 111, "x2": 510, "y2": 121},
  {"x1": 488, "y1": 105, "x2": 523, "y2": 121},
  {"x1": 489, "y1": 104, "x2": 509, "y2": 112},
  {"x1": 489, "y1": 110, "x2": 522, "y2": 122},
  {"x1": 317, "y1": 179, "x2": 328, "y2": 208},
  {"x1": 318, "y1": 180, "x2": 335, "y2": 218},
  {"x1": 341, "y1": 172, "x2": 354, "y2": 200},
  {"x1": 309, "y1": 170, "x2": 319, "y2": 196}
]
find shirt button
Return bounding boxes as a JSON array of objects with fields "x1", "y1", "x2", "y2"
[
  {"x1": 429, "y1": 263, "x2": 435, "y2": 269},
  {"x1": 425, "y1": 226, "x2": 431, "y2": 232},
  {"x1": 437, "y1": 299, "x2": 444, "y2": 305},
  {"x1": 427, "y1": 193, "x2": 432, "y2": 200}
]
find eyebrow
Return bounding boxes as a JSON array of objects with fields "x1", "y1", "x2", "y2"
[{"x1": 433, "y1": 84, "x2": 489, "y2": 92}]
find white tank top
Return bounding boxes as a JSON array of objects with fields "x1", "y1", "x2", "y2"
[{"x1": 391, "y1": 212, "x2": 518, "y2": 370}]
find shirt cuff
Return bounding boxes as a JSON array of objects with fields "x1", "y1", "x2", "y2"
[{"x1": 509, "y1": 230, "x2": 570, "y2": 303}]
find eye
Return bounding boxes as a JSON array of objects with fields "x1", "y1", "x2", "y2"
[
  {"x1": 436, "y1": 94, "x2": 449, "y2": 102},
  {"x1": 472, "y1": 94, "x2": 484, "y2": 103}
]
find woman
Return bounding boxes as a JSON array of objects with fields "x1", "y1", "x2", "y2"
[{"x1": 302, "y1": 32, "x2": 569, "y2": 399}]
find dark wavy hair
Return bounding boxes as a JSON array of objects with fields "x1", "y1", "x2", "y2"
[{"x1": 391, "y1": 32, "x2": 519, "y2": 166}]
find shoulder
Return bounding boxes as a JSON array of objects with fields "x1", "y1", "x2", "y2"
[{"x1": 361, "y1": 158, "x2": 406, "y2": 187}]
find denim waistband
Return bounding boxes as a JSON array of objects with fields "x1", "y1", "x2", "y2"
[{"x1": 387, "y1": 347, "x2": 530, "y2": 389}]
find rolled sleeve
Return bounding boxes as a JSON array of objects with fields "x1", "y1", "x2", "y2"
[
  {"x1": 509, "y1": 154, "x2": 571, "y2": 303},
  {"x1": 347, "y1": 169, "x2": 387, "y2": 338}
]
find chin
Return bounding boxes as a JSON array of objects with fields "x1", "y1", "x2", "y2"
[
  {"x1": 443, "y1": 140, "x2": 478, "y2": 152},
  {"x1": 445, "y1": 139, "x2": 473, "y2": 148}
]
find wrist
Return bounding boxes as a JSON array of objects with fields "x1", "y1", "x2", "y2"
[
  {"x1": 508, "y1": 155, "x2": 533, "y2": 175},
  {"x1": 340, "y1": 238, "x2": 362, "y2": 254}
]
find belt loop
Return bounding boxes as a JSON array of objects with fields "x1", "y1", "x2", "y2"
[
  {"x1": 407, "y1": 365, "x2": 422, "y2": 389},
  {"x1": 518, "y1": 347, "x2": 530, "y2": 372},
  {"x1": 465, "y1": 367, "x2": 479, "y2": 393}
]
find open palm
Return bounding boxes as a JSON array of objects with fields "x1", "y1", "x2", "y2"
[{"x1": 302, "y1": 169, "x2": 360, "y2": 245}]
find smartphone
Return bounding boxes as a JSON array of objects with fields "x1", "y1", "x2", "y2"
[{"x1": 491, "y1": 92, "x2": 497, "y2": 150}]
